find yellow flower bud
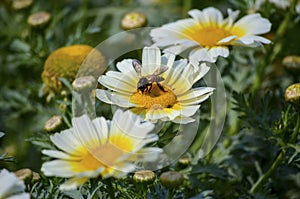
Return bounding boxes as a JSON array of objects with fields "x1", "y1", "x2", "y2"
[
  {"x1": 133, "y1": 170, "x2": 155, "y2": 184},
  {"x1": 12, "y1": 0, "x2": 33, "y2": 10},
  {"x1": 285, "y1": 83, "x2": 300, "y2": 105},
  {"x1": 121, "y1": 12, "x2": 147, "y2": 30},
  {"x1": 283, "y1": 55, "x2": 300, "y2": 74},
  {"x1": 72, "y1": 76, "x2": 96, "y2": 92},
  {"x1": 27, "y1": 11, "x2": 51, "y2": 28},
  {"x1": 44, "y1": 115, "x2": 63, "y2": 133},
  {"x1": 41, "y1": 45, "x2": 106, "y2": 96},
  {"x1": 14, "y1": 168, "x2": 33, "y2": 184}
]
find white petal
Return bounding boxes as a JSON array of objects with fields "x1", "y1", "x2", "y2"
[
  {"x1": 96, "y1": 89, "x2": 133, "y2": 108},
  {"x1": 113, "y1": 163, "x2": 136, "y2": 178},
  {"x1": 170, "y1": 63, "x2": 197, "y2": 95},
  {"x1": 202, "y1": 7, "x2": 224, "y2": 24},
  {"x1": 179, "y1": 92, "x2": 213, "y2": 105},
  {"x1": 163, "y1": 59, "x2": 187, "y2": 85},
  {"x1": 189, "y1": 48, "x2": 216, "y2": 64},
  {"x1": 173, "y1": 116, "x2": 195, "y2": 124},
  {"x1": 237, "y1": 35, "x2": 271, "y2": 45},
  {"x1": 136, "y1": 147, "x2": 162, "y2": 161},
  {"x1": 0, "y1": 169, "x2": 25, "y2": 198},
  {"x1": 161, "y1": 53, "x2": 176, "y2": 68},
  {"x1": 72, "y1": 115, "x2": 101, "y2": 148},
  {"x1": 50, "y1": 129, "x2": 83, "y2": 156},
  {"x1": 41, "y1": 160, "x2": 77, "y2": 177},
  {"x1": 6, "y1": 193, "x2": 30, "y2": 199},
  {"x1": 42, "y1": 150, "x2": 80, "y2": 160},
  {"x1": 92, "y1": 117, "x2": 109, "y2": 141},
  {"x1": 116, "y1": 59, "x2": 134, "y2": 74},
  {"x1": 180, "y1": 105, "x2": 200, "y2": 117},
  {"x1": 224, "y1": 9, "x2": 240, "y2": 27},
  {"x1": 192, "y1": 63, "x2": 210, "y2": 84},
  {"x1": 59, "y1": 177, "x2": 89, "y2": 191},
  {"x1": 145, "y1": 109, "x2": 169, "y2": 122},
  {"x1": 99, "y1": 75, "x2": 135, "y2": 94},
  {"x1": 233, "y1": 13, "x2": 271, "y2": 35},
  {"x1": 178, "y1": 87, "x2": 215, "y2": 102},
  {"x1": 217, "y1": 35, "x2": 237, "y2": 44},
  {"x1": 142, "y1": 47, "x2": 161, "y2": 75},
  {"x1": 189, "y1": 7, "x2": 223, "y2": 25},
  {"x1": 164, "y1": 108, "x2": 181, "y2": 120},
  {"x1": 106, "y1": 71, "x2": 137, "y2": 88},
  {"x1": 208, "y1": 47, "x2": 230, "y2": 60}
]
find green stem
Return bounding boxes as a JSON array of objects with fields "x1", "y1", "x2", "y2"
[
  {"x1": 249, "y1": 150, "x2": 284, "y2": 194},
  {"x1": 251, "y1": 0, "x2": 297, "y2": 93},
  {"x1": 167, "y1": 189, "x2": 175, "y2": 199},
  {"x1": 290, "y1": 113, "x2": 300, "y2": 142},
  {"x1": 105, "y1": 178, "x2": 116, "y2": 199},
  {"x1": 250, "y1": 105, "x2": 300, "y2": 194}
]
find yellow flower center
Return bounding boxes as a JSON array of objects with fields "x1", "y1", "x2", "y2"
[
  {"x1": 74, "y1": 136, "x2": 134, "y2": 172},
  {"x1": 130, "y1": 83, "x2": 177, "y2": 109},
  {"x1": 182, "y1": 24, "x2": 245, "y2": 47}
]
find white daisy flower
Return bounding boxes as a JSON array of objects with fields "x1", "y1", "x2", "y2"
[
  {"x1": 150, "y1": 7, "x2": 271, "y2": 63},
  {"x1": 96, "y1": 47, "x2": 214, "y2": 124},
  {"x1": 41, "y1": 109, "x2": 161, "y2": 190},
  {"x1": 0, "y1": 169, "x2": 30, "y2": 199}
]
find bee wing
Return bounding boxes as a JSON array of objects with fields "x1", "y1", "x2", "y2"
[
  {"x1": 153, "y1": 65, "x2": 168, "y2": 76},
  {"x1": 132, "y1": 59, "x2": 142, "y2": 77}
]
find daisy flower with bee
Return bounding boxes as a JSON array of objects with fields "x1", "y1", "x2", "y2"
[{"x1": 96, "y1": 47, "x2": 214, "y2": 124}]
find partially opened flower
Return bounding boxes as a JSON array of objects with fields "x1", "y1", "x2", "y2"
[
  {"x1": 96, "y1": 47, "x2": 214, "y2": 124},
  {"x1": 0, "y1": 169, "x2": 30, "y2": 199},
  {"x1": 150, "y1": 7, "x2": 271, "y2": 63},
  {"x1": 41, "y1": 109, "x2": 161, "y2": 190}
]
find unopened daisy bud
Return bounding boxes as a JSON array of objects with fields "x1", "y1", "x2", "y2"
[
  {"x1": 285, "y1": 83, "x2": 300, "y2": 105},
  {"x1": 12, "y1": 0, "x2": 33, "y2": 10},
  {"x1": 283, "y1": 55, "x2": 300, "y2": 74},
  {"x1": 72, "y1": 76, "x2": 96, "y2": 92},
  {"x1": 44, "y1": 115, "x2": 63, "y2": 133},
  {"x1": 177, "y1": 157, "x2": 190, "y2": 168},
  {"x1": 14, "y1": 168, "x2": 33, "y2": 184},
  {"x1": 159, "y1": 171, "x2": 184, "y2": 189},
  {"x1": 133, "y1": 170, "x2": 155, "y2": 184},
  {"x1": 32, "y1": 172, "x2": 41, "y2": 183},
  {"x1": 121, "y1": 12, "x2": 147, "y2": 30},
  {"x1": 27, "y1": 11, "x2": 51, "y2": 28}
]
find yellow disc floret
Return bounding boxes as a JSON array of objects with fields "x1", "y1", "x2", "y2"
[
  {"x1": 41, "y1": 45, "x2": 106, "y2": 95},
  {"x1": 130, "y1": 83, "x2": 177, "y2": 109},
  {"x1": 182, "y1": 24, "x2": 245, "y2": 47}
]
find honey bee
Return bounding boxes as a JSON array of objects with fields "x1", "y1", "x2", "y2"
[{"x1": 132, "y1": 59, "x2": 168, "y2": 94}]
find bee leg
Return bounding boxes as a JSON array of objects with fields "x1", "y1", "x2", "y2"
[
  {"x1": 157, "y1": 83, "x2": 166, "y2": 92},
  {"x1": 148, "y1": 84, "x2": 152, "y2": 93}
]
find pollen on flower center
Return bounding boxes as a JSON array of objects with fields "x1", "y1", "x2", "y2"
[
  {"x1": 130, "y1": 83, "x2": 177, "y2": 109},
  {"x1": 76, "y1": 140, "x2": 133, "y2": 172},
  {"x1": 182, "y1": 25, "x2": 244, "y2": 47}
]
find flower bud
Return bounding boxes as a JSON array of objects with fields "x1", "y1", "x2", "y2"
[
  {"x1": 121, "y1": 12, "x2": 147, "y2": 30},
  {"x1": 14, "y1": 168, "x2": 33, "y2": 184},
  {"x1": 44, "y1": 115, "x2": 63, "y2": 133},
  {"x1": 12, "y1": 0, "x2": 33, "y2": 10},
  {"x1": 41, "y1": 45, "x2": 105, "y2": 96},
  {"x1": 159, "y1": 171, "x2": 184, "y2": 189},
  {"x1": 32, "y1": 172, "x2": 41, "y2": 183},
  {"x1": 177, "y1": 157, "x2": 190, "y2": 169},
  {"x1": 72, "y1": 76, "x2": 96, "y2": 92},
  {"x1": 27, "y1": 11, "x2": 51, "y2": 28},
  {"x1": 133, "y1": 170, "x2": 155, "y2": 184},
  {"x1": 283, "y1": 55, "x2": 300, "y2": 74},
  {"x1": 285, "y1": 83, "x2": 300, "y2": 105}
]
